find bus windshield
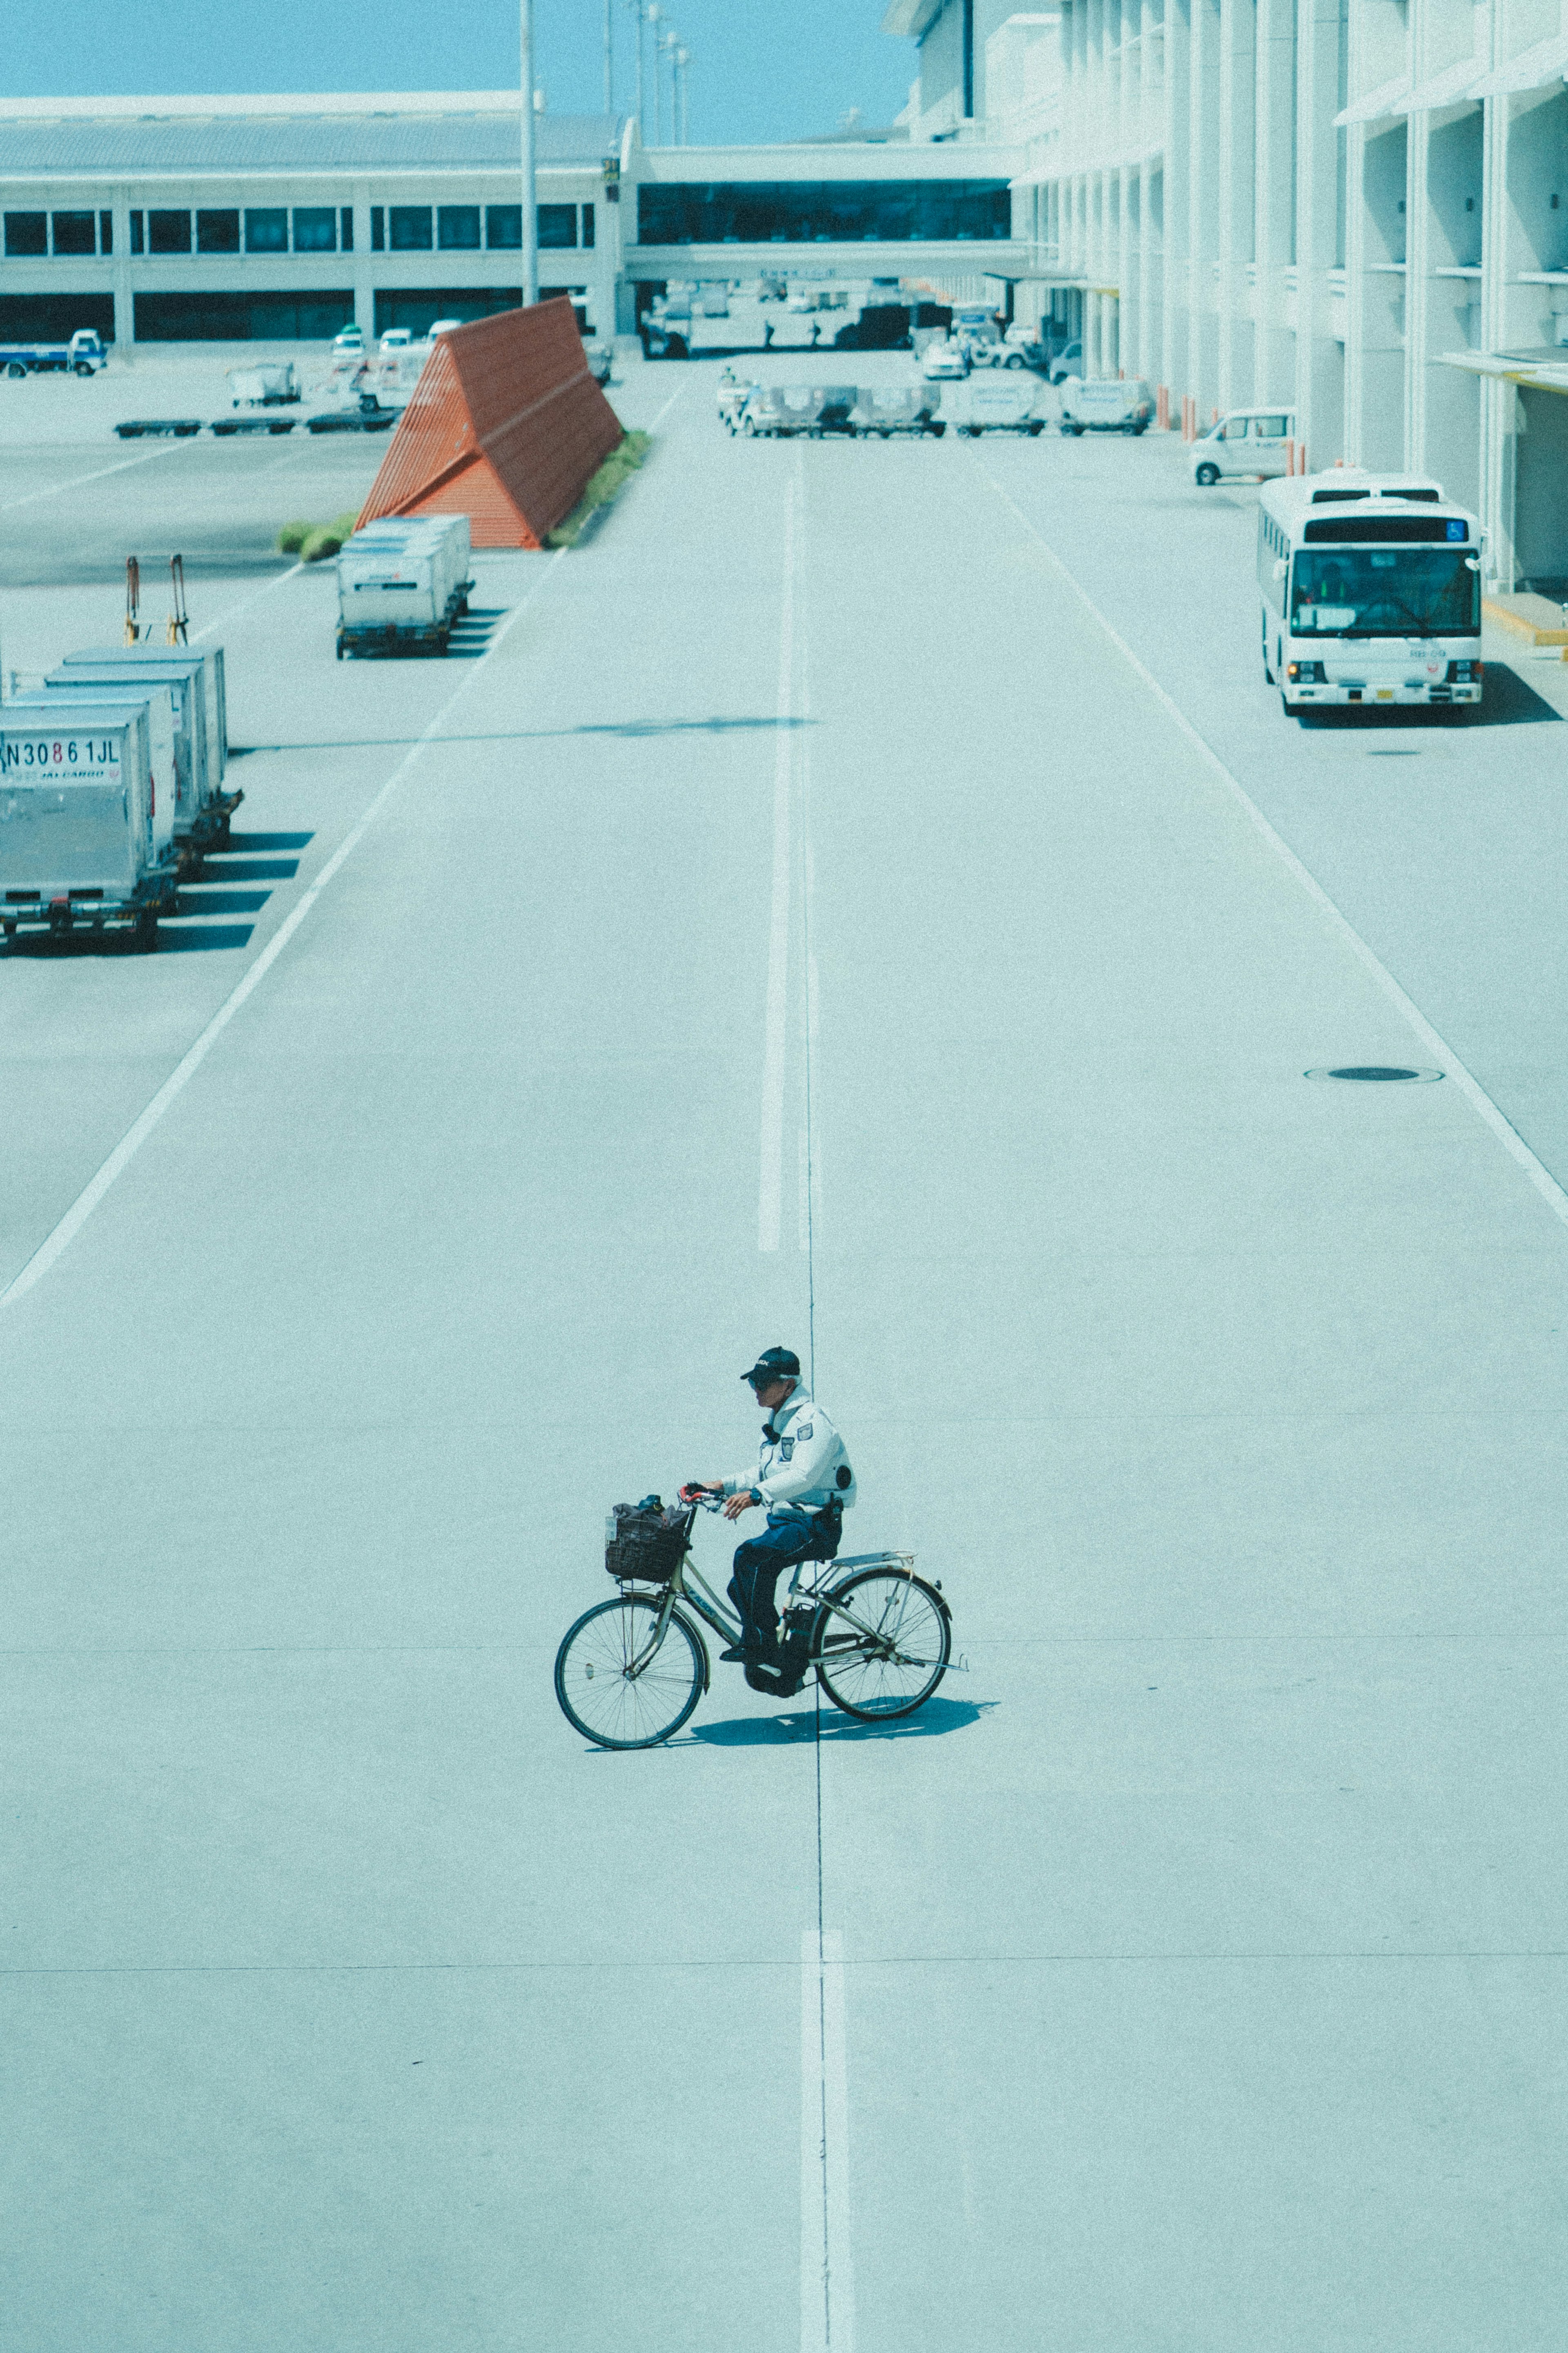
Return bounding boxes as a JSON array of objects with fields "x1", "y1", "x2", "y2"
[{"x1": 1290, "y1": 546, "x2": 1479, "y2": 637}]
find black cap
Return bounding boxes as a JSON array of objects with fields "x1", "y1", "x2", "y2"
[{"x1": 741, "y1": 1346, "x2": 800, "y2": 1387}]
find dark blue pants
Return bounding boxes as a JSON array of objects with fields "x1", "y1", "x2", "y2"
[{"x1": 729, "y1": 1513, "x2": 820, "y2": 1659}]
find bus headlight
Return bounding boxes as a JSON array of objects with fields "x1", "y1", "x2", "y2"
[
  {"x1": 1448, "y1": 659, "x2": 1483, "y2": 682},
  {"x1": 1286, "y1": 660, "x2": 1326, "y2": 683}
]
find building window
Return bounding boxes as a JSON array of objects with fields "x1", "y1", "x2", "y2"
[
  {"x1": 134, "y1": 289, "x2": 355, "y2": 342},
  {"x1": 129, "y1": 210, "x2": 144, "y2": 254},
  {"x1": 99, "y1": 209, "x2": 113, "y2": 254},
  {"x1": 370, "y1": 205, "x2": 385, "y2": 251},
  {"x1": 635, "y1": 180, "x2": 1013, "y2": 245},
  {"x1": 149, "y1": 210, "x2": 192, "y2": 254},
  {"x1": 292, "y1": 207, "x2": 337, "y2": 252},
  {"x1": 438, "y1": 205, "x2": 482, "y2": 250},
  {"x1": 196, "y1": 209, "x2": 240, "y2": 254},
  {"x1": 539, "y1": 204, "x2": 577, "y2": 248},
  {"x1": 486, "y1": 205, "x2": 521, "y2": 248},
  {"x1": 581, "y1": 202, "x2": 595, "y2": 249},
  {"x1": 244, "y1": 208, "x2": 288, "y2": 253},
  {"x1": 4, "y1": 212, "x2": 47, "y2": 258},
  {"x1": 389, "y1": 206, "x2": 433, "y2": 250},
  {"x1": 51, "y1": 211, "x2": 97, "y2": 256},
  {"x1": 341, "y1": 205, "x2": 354, "y2": 252},
  {"x1": 373, "y1": 286, "x2": 523, "y2": 337}
]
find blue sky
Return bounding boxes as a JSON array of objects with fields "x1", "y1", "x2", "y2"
[{"x1": 5, "y1": 1, "x2": 917, "y2": 145}]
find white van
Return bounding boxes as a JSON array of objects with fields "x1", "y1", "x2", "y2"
[{"x1": 1193, "y1": 406, "x2": 1295, "y2": 485}]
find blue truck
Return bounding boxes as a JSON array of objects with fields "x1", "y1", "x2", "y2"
[{"x1": 0, "y1": 328, "x2": 107, "y2": 379}]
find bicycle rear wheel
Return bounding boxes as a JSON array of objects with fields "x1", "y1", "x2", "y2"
[
  {"x1": 814, "y1": 1570, "x2": 950, "y2": 1722},
  {"x1": 555, "y1": 1595, "x2": 705, "y2": 1750}
]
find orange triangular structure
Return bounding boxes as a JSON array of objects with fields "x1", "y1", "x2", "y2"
[{"x1": 359, "y1": 300, "x2": 624, "y2": 548}]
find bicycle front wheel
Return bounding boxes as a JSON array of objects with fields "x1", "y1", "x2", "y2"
[
  {"x1": 815, "y1": 1570, "x2": 950, "y2": 1722},
  {"x1": 554, "y1": 1595, "x2": 705, "y2": 1750}
]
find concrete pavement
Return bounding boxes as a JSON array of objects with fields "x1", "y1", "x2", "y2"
[{"x1": 2, "y1": 361, "x2": 1566, "y2": 2350}]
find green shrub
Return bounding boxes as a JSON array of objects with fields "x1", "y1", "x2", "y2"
[
  {"x1": 278, "y1": 520, "x2": 314, "y2": 553},
  {"x1": 546, "y1": 431, "x2": 653, "y2": 549},
  {"x1": 299, "y1": 526, "x2": 344, "y2": 563},
  {"x1": 329, "y1": 509, "x2": 363, "y2": 541}
]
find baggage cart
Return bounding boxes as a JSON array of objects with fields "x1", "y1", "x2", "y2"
[
  {"x1": 306, "y1": 404, "x2": 398, "y2": 435},
  {"x1": 950, "y1": 378, "x2": 1046, "y2": 437},
  {"x1": 6, "y1": 683, "x2": 178, "y2": 868},
  {"x1": 1058, "y1": 376, "x2": 1154, "y2": 435},
  {"x1": 227, "y1": 361, "x2": 301, "y2": 407},
  {"x1": 850, "y1": 385, "x2": 945, "y2": 437},
  {"x1": 336, "y1": 515, "x2": 472, "y2": 658},
  {"x1": 0, "y1": 703, "x2": 177, "y2": 949},
  {"x1": 744, "y1": 384, "x2": 859, "y2": 438},
  {"x1": 53, "y1": 646, "x2": 235, "y2": 851}
]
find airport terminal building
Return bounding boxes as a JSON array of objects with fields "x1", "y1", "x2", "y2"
[
  {"x1": 0, "y1": 89, "x2": 1025, "y2": 352},
  {"x1": 2, "y1": 0, "x2": 1563, "y2": 592}
]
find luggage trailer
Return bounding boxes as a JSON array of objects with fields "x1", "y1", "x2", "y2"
[
  {"x1": 53, "y1": 646, "x2": 239, "y2": 857},
  {"x1": 336, "y1": 517, "x2": 473, "y2": 659},
  {"x1": 0, "y1": 704, "x2": 179, "y2": 947}
]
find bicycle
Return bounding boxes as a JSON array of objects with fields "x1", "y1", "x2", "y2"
[{"x1": 554, "y1": 1493, "x2": 952, "y2": 1751}]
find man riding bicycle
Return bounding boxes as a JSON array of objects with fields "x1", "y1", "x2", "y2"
[{"x1": 688, "y1": 1346, "x2": 856, "y2": 1672}]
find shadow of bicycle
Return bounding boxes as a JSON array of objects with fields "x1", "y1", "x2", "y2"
[{"x1": 677, "y1": 1695, "x2": 994, "y2": 1747}]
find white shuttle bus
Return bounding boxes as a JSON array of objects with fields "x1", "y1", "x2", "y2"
[{"x1": 1258, "y1": 471, "x2": 1484, "y2": 715}]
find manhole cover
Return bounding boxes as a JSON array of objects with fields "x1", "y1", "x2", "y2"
[{"x1": 1303, "y1": 1065, "x2": 1444, "y2": 1083}]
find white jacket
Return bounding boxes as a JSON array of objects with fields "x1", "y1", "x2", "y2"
[{"x1": 725, "y1": 1384, "x2": 856, "y2": 1518}]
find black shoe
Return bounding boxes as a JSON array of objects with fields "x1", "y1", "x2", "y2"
[
  {"x1": 719, "y1": 1643, "x2": 759, "y2": 1664},
  {"x1": 745, "y1": 1662, "x2": 806, "y2": 1697}
]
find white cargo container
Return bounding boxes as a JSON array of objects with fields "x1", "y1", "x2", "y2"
[
  {"x1": 336, "y1": 515, "x2": 472, "y2": 657},
  {"x1": 1058, "y1": 377, "x2": 1154, "y2": 435},
  {"x1": 7, "y1": 683, "x2": 176, "y2": 863},
  {"x1": 227, "y1": 361, "x2": 301, "y2": 407},
  {"x1": 0, "y1": 702, "x2": 176, "y2": 947},
  {"x1": 950, "y1": 377, "x2": 1046, "y2": 436},
  {"x1": 54, "y1": 646, "x2": 234, "y2": 845}
]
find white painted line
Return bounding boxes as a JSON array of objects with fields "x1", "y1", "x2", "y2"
[
  {"x1": 0, "y1": 551, "x2": 567, "y2": 1311},
  {"x1": 191, "y1": 561, "x2": 305, "y2": 642},
  {"x1": 646, "y1": 382, "x2": 686, "y2": 433},
  {"x1": 0, "y1": 435, "x2": 193, "y2": 514},
  {"x1": 760, "y1": 468, "x2": 799, "y2": 1252},
  {"x1": 801, "y1": 1927, "x2": 855, "y2": 2353},
  {"x1": 976, "y1": 461, "x2": 1568, "y2": 1233}
]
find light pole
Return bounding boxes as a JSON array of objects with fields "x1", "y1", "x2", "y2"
[
  {"x1": 658, "y1": 25, "x2": 677, "y2": 149},
  {"x1": 675, "y1": 44, "x2": 689, "y2": 143},
  {"x1": 604, "y1": 0, "x2": 612, "y2": 115},
  {"x1": 646, "y1": 4, "x2": 662, "y2": 143},
  {"x1": 520, "y1": 0, "x2": 538, "y2": 303}
]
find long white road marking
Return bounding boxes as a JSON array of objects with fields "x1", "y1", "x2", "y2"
[
  {"x1": 192, "y1": 560, "x2": 305, "y2": 642},
  {"x1": 976, "y1": 459, "x2": 1568, "y2": 1233},
  {"x1": 801, "y1": 1927, "x2": 855, "y2": 2353},
  {"x1": 760, "y1": 465, "x2": 801, "y2": 1251},
  {"x1": 646, "y1": 381, "x2": 687, "y2": 433},
  {"x1": 0, "y1": 551, "x2": 567, "y2": 1312},
  {"x1": 0, "y1": 436, "x2": 194, "y2": 515}
]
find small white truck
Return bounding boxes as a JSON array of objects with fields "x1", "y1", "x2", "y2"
[
  {"x1": 336, "y1": 516, "x2": 473, "y2": 658},
  {"x1": 0, "y1": 328, "x2": 107, "y2": 379}
]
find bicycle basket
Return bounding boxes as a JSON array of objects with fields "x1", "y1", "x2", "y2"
[{"x1": 605, "y1": 1501, "x2": 688, "y2": 1584}]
